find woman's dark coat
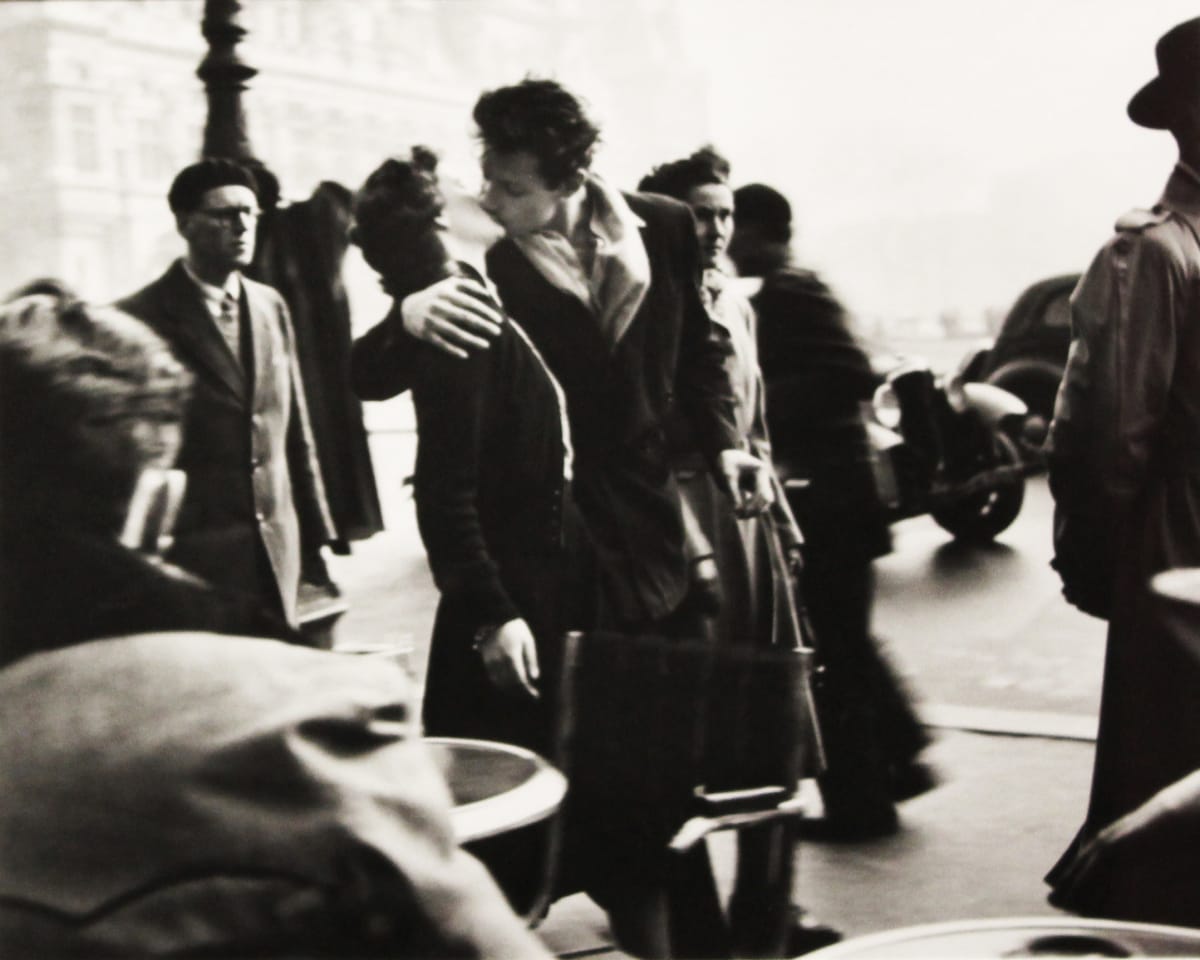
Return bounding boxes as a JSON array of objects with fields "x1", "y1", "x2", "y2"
[{"x1": 352, "y1": 292, "x2": 574, "y2": 754}]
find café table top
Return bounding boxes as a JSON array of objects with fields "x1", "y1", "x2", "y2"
[
  {"x1": 424, "y1": 736, "x2": 567, "y2": 845},
  {"x1": 804, "y1": 916, "x2": 1200, "y2": 958}
]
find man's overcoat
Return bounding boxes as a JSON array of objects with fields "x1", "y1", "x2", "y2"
[{"x1": 1048, "y1": 165, "x2": 1200, "y2": 883}]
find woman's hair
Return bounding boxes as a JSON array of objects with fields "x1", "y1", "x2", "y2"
[
  {"x1": 351, "y1": 146, "x2": 454, "y2": 300},
  {"x1": 473, "y1": 78, "x2": 601, "y2": 189},
  {"x1": 638, "y1": 145, "x2": 731, "y2": 201},
  {"x1": 0, "y1": 294, "x2": 191, "y2": 537}
]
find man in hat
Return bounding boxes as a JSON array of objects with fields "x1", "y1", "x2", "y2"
[
  {"x1": 1045, "y1": 16, "x2": 1200, "y2": 915},
  {"x1": 118, "y1": 159, "x2": 335, "y2": 632}
]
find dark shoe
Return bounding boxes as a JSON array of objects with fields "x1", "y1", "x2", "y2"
[
  {"x1": 892, "y1": 760, "x2": 939, "y2": 802},
  {"x1": 786, "y1": 919, "x2": 843, "y2": 955}
]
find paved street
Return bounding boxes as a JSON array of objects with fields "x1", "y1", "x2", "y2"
[{"x1": 326, "y1": 421, "x2": 1104, "y2": 954}]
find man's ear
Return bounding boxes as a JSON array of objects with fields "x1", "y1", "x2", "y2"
[
  {"x1": 174, "y1": 211, "x2": 195, "y2": 241},
  {"x1": 120, "y1": 468, "x2": 187, "y2": 556}
]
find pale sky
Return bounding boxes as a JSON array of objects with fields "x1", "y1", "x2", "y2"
[
  {"x1": 523, "y1": 1, "x2": 1195, "y2": 326},
  {"x1": 670, "y1": 1, "x2": 1200, "y2": 322}
]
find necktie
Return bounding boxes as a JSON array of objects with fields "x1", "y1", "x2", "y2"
[{"x1": 217, "y1": 291, "x2": 241, "y2": 367}]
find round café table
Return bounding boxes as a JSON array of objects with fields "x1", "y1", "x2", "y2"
[
  {"x1": 424, "y1": 736, "x2": 566, "y2": 920},
  {"x1": 803, "y1": 917, "x2": 1200, "y2": 958}
]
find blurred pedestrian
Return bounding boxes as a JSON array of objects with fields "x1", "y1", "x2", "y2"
[
  {"x1": 1046, "y1": 16, "x2": 1200, "y2": 910},
  {"x1": 116, "y1": 159, "x2": 335, "y2": 631},
  {"x1": 639, "y1": 147, "x2": 839, "y2": 957},
  {"x1": 0, "y1": 293, "x2": 547, "y2": 958},
  {"x1": 350, "y1": 147, "x2": 585, "y2": 759},
  {"x1": 372, "y1": 78, "x2": 771, "y2": 957},
  {"x1": 729, "y1": 183, "x2": 933, "y2": 839}
]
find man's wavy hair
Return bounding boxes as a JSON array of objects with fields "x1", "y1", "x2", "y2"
[
  {"x1": 0, "y1": 294, "x2": 191, "y2": 537},
  {"x1": 350, "y1": 146, "x2": 453, "y2": 301},
  {"x1": 638, "y1": 145, "x2": 731, "y2": 201},
  {"x1": 473, "y1": 78, "x2": 601, "y2": 188}
]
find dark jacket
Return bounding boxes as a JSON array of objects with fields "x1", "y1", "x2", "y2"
[
  {"x1": 485, "y1": 191, "x2": 740, "y2": 623},
  {"x1": 750, "y1": 267, "x2": 891, "y2": 563},
  {"x1": 0, "y1": 525, "x2": 299, "y2": 669},
  {"x1": 117, "y1": 260, "x2": 335, "y2": 625},
  {"x1": 351, "y1": 279, "x2": 575, "y2": 753}
]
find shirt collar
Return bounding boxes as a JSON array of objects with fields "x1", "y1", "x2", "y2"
[{"x1": 181, "y1": 258, "x2": 241, "y2": 305}]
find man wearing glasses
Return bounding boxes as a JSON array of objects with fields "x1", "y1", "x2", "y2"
[{"x1": 117, "y1": 159, "x2": 333, "y2": 633}]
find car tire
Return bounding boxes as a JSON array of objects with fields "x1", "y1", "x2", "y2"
[{"x1": 930, "y1": 432, "x2": 1025, "y2": 543}]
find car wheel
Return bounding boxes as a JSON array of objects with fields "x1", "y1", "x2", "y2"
[{"x1": 930, "y1": 432, "x2": 1025, "y2": 543}]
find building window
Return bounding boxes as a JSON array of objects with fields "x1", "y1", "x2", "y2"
[
  {"x1": 137, "y1": 117, "x2": 168, "y2": 181},
  {"x1": 69, "y1": 104, "x2": 100, "y2": 174}
]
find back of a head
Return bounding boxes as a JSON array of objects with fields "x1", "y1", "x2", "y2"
[
  {"x1": 732, "y1": 183, "x2": 793, "y2": 244},
  {"x1": 473, "y1": 77, "x2": 600, "y2": 188},
  {"x1": 638, "y1": 145, "x2": 730, "y2": 201},
  {"x1": 350, "y1": 146, "x2": 452, "y2": 300},
  {"x1": 0, "y1": 295, "x2": 191, "y2": 540}
]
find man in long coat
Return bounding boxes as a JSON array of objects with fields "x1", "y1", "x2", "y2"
[
  {"x1": 1046, "y1": 16, "x2": 1200, "y2": 914},
  {"x1": 118, "y1": 160, "x2": 334, "y2": 630}
]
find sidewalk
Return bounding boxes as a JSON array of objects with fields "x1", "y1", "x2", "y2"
[{"x1": 328, "y1": 430, "x2": 1097, "y2": 956}]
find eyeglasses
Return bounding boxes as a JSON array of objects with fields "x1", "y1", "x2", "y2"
[{"x1": 195, "y1": 205, "x2": 261, "y2": 225}]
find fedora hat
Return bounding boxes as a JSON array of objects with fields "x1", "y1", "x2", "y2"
[{"x1": 1128, "y1": 17, "x2": 1200, "y2": 129}]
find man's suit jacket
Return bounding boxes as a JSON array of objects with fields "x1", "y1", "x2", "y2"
[
  {"x1": 118, "y1": 260, "x2": 334, "y2": 625},
  {"x1": 485, "y1": 191, "x2": 740, "y2": 624},
  {"x1": 0, "y1": 633, "x2": 549, "y2": 958}
]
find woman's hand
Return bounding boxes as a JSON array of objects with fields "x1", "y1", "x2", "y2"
[{"x1": 477, "y1": 618, "x2": 541, "y2": 699}]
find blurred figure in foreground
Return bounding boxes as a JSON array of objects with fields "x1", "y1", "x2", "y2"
[
  {"x1": 117, "y1": 159, "x2": 335, "y2": 631},
  {"x1": 0, "y1": 294, "x2": 550, "y2": 958},
  {"x1": 1046, "y1": 16, "x2": 1200, "y2": 910},
  {"x1": 729, "y1": 183, "x2": 933, "y2": 839},
  {"x1": 639, "y1": 147, "x2": 837, "y2": 956}
]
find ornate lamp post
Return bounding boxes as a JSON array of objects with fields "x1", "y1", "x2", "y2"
[{"x1": 197, "y1": 0, "x2": 258, "y2": 162}]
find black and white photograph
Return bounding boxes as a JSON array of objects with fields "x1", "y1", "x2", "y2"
[{"x1": 4, "y1": 2, "x2": 1200, "y2": 956}]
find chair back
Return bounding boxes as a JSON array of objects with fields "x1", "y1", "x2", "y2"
[{"x1": 555, "y1": 631, "x2": 814, "y2": 847}]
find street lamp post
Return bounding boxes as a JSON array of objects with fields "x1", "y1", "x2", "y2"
[{"x1": 197, "y1": 0, "x2": 257, "y2": 162}]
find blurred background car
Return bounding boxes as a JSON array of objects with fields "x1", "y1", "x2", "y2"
[{"x1": 958, "y1": 273, "x2": 1080, "y2": 424}]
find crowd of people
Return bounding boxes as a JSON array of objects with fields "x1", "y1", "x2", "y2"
[{"x1": 10, "y1": 13, "x2": 1200, "y2": 957}]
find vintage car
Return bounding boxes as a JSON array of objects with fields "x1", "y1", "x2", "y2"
[{"x1": 958, "y1": 273, "x2": 1080, "y2": 423}]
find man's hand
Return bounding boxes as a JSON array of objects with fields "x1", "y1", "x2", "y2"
[
  {"x1": 477, "y1": 618, "x2": 540, "y2": 699},
  {"x1": 718, "y1": 449, "x2": 775, "y2": 518},
  {"x1": 400, "y1": 276, "x2": 503, "y2": 359}
]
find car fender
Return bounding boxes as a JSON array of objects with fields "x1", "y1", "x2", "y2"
[
  {"x1": 962, "y1": 381, "x2": 1028, "y2": 427},
  {"x1": 985, "y1": 358, "x2": 1063, "y2": 391}
]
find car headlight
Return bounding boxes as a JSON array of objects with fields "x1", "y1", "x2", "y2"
[{"x1": 873, "y1": 382, "x2": 902, "y2": 429}]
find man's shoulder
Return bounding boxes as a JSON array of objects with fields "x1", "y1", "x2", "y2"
[
  {"x1": 760, "y1": 266, "x2": 839, "y2": 302},
  {"x1": 1107, "y1": 205, "x2": 1200, "y2": 264},
  {"x1": 242, "y1": 273, "x2": 289, "y2": 316},
  {"x1": 115, "y1": 261, "x2": 181, "y2": 318}
]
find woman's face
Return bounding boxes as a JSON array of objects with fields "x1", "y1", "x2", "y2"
[{"x1": 685, "y1": 182, "x2": 735, "y2": 269}]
